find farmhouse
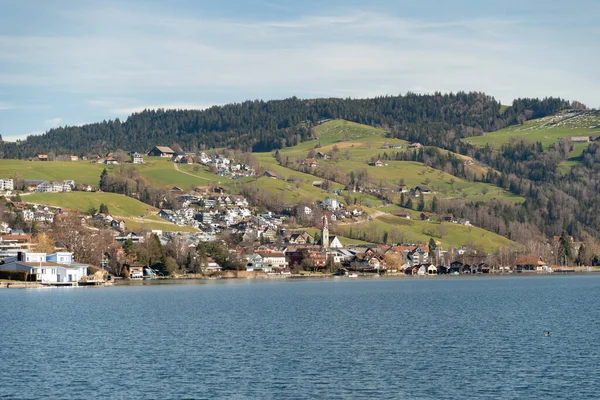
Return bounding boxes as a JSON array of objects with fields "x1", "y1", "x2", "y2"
[
  {"x1": 103, "y1": 157, "x2": 119, "y2": 165},
  {"x1": 415, "y1": 186, "x2": 431, "y2": 194},
  {"x1": 369, "y1": 159, "x2": 385, "y2": 167},
  {"x1": 147, "y1": 146, "x2": 175, "y2": 157},
  {"x1": 303, "y1": 158, "x2": 319, "y2": 168},
  {"x1": 393, "y1": 211, "x2": 411, "y2": 219},
  {"x1": 442, "y1": 214, "x2": 454, "y2": 222},
  {"x1": 263, "y1": 171, "x2": 278, "y2": 179}
]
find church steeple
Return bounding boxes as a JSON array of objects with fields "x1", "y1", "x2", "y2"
[{"x1": 322, "y1": 214, "x2": 329, "y2": 249}]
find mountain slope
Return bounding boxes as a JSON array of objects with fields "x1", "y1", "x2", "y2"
[{"x1": 0, "y1": 93, "x2": 572, "y2": 158}]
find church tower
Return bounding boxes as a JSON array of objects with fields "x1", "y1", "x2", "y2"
[{"x1": 321, "y1": 214, "x2": 329, "y2": 249}]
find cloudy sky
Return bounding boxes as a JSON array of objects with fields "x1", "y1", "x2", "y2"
[{"x1": 1, "y1": 0, "x2": 598, "y2": 140}]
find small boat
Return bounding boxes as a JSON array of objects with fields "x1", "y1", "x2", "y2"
[{"x1": 348, "y1": 273, "x2": 358, "y2": 278}]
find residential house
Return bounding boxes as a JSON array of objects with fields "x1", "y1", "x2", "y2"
[
  {"x1": 37, "y1": 154, "x2": 49, "y2": 161},
  {"x1": 442, "y1": 214, "x2": 454, "y2": 222},
  {"x1": 245, "y1": 253, "x2": 266, "y2": 271},
  {"x1": 131, "y1": 152, "x2": 144, "y2": 164},
  {"x1": 111, "y1": 219, "x2": 126, "y2": 231},
  {"x1": 369, "y1": 159, "x2": 385, "y2": 167},
  {"x1": 0, "y1": 178, "x2": 14, "y2": 191},
  {"x1": 320, "y1": 197, "x2": 340, "y2": 211},
  {"x1": 263, "y1": 171, "x2": 278, "y2": 179},
  {"x1": 287, "y1": 231, "x2": 314, "y2": 245},
  {"x1": 115, "y1": 232, "x2": 145, "y2": 243},
  {"x1": 257, "y1": 252, "x2": 288, "y2": 270},
  {"x1": 36, "y1": 181, "x2": 54, "y2": 193},
  {"x1": 408, "y1": 143, "x2": 423, "y2": 149},
  {"x1": 171, "y1": 151, "x2": 196, "y2": 163},
  {"x1": 2, "y1": 251, "x2": 87, "y2": 283},
  {"x1": 70, "y1": 155, "x2": 79, "y2": 161},
  {"x1": 329, "y1": 236, "x2": 343, "y2": 249},
  {"x1": 203, "y1": 257, "x2": 222, "y2": 272},
  {"x1": 515, "y1": 255, "x2": 546, "y2": 271},
  {"x1": 261, "y1": 227, "x2": 277, "y2": 242}
]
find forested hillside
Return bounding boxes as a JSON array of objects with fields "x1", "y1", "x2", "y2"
[{"x1": 0, "y1": 93, "x2": 573, "y2": 158}]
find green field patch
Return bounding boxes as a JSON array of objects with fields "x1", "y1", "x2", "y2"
[
  {"x1": 25, "y1": 192, "x2": 157, "y2": 217},
  {"x1": 465, "y1": 110, "x2": 600, "y2": 149},
  {"x1": 335, "y1": 214, "x2": 515, "y2": 253},
  {"x1": 0, "y1": 159, "x2": 110, "y2": 186}
]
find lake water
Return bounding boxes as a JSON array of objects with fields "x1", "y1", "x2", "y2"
[{"x1": 1, "y1": 275, "x2": 600, "y2": 399}]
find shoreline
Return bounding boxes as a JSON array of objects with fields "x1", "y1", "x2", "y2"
[{"x1": 2, "y1": 269, "x2": 599, "y2": 289}]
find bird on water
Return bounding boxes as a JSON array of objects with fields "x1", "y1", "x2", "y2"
[{"x1": 544, "y1": 331, "x2": 550, "y2": 337}]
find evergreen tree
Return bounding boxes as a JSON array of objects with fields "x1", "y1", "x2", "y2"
[
  {"x1": 99, "y1": 203, "x2": 109, "y2": 214},
  {"x1": 100, "y1": 169, "x2": 109, "y2": 190},
  {"x1": 560, "y1": 233, "x2": 572, "y2": 264},
  {"x1": 429, "y1": 238, "x2": 437, "y2": 252},
  {"x1": 431, "y1": 196, "x2": 438, "y2": 213},
  {"x1": 417, "y1": 196, "x2": 425, "y2": 211}
]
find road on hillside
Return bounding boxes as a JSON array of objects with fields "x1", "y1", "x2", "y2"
[{"x1": 173, "y1": 163, "x2": 213, "y2": 181}]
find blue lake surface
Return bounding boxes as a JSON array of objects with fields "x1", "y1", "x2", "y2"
[{"x1": 1, "y1": 275, "x2": 600, "y2": 399}]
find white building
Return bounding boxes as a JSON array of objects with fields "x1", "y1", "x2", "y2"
[
  {"x1": 0, "y1": 178, "x2": 14, "y2": 191},
  {"x1": 256, "y1": 252, "x2": 288, "y2": 269},
  {"x1": 320, "y1": 197, "x2": 340, "y2": 211},
  {"x1": 2, "y1": 251, "x2": 86, "y2": 283}
]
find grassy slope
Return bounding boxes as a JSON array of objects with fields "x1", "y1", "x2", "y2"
[
  {"x1": 24, "y1": 192, "x2": 198, "y2": 232},
  {"x1": 25, "y1": 192, "x2": 157, "y2": 217},
  {"x1": 274, "y1": 119, "x2": 522, "y2": 203},
  {"x1": 0, "y1": 159, "x2": 108, "y2": 185},
  {"x1": 253, "y1": 119, "x2": 518, "y2": 251},
  {"x1": 0, "y1": 158, "x2": 229, "y2": 189},
  {"x1": 465, "y1": 111, "x2": 600, "y2": 171},
  {"x1": 465, "y1": 110, "x2": 600, "y2": 149}
]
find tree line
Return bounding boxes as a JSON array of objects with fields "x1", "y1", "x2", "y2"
[{"x1": 0, "y1": 92, "x2": 573, "y2": 158}]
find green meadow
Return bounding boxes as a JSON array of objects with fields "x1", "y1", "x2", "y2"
[
  {"x1": 464, "y1": 110, "x2": 600, "y2": 149},
  {"x1": 25, "y1": 192, "x2": 157, "y2": 217}
]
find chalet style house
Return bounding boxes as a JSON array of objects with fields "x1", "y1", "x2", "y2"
[{"x1": 147, "y1": 146, "x2": 175, "y2": 157}]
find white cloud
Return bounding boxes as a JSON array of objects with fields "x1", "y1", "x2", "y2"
[
  {"x1": 3, "y1": 131, "x2": 42, "y2": 142},
  {"x1": 44, "y1": 118, "x2": 62, "y2": 127},
  {"x1": 0, "y1": 102, "x2": 13, "y2": 110},
  {"x1": 0, "y1": 5, "x2": 598, "y2": 131}
]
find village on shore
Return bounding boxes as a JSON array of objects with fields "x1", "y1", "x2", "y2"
[{"x1": 0, "y1": 146, "x2": 590, "y2": 288}]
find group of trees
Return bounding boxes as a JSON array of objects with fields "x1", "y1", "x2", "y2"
[{"x1": 99, "y1": 167, "x2": 177, "y2": 209}]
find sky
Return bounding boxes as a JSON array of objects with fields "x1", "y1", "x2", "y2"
[{"x1": 1, "y1": 0, "x2": 599, "y2": 141}]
